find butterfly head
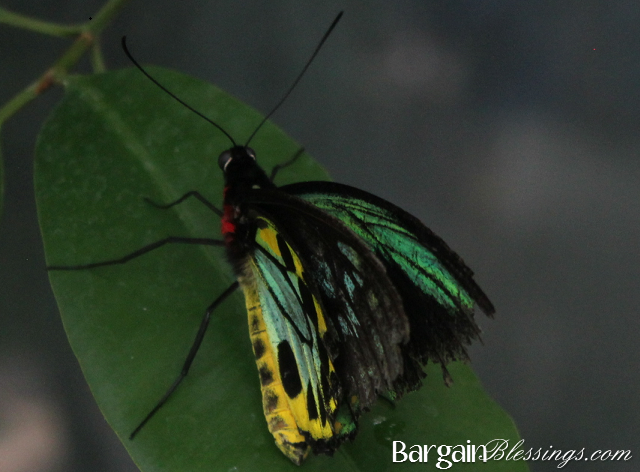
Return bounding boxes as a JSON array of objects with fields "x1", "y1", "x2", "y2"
[
  {"x1": 218, "y1": 145, "x2": 255, "y2": 171},
  {"x1": 218, "y1": 145, "x2": 273, "y2": 189}
]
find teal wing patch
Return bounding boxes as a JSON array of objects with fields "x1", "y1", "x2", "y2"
[{"x1": 290, "y1": 187, "x2": 473, "y2": 312}]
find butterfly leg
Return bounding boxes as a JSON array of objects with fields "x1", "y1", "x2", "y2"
[
  {"x1": 129, "y1": 281, "x2": 240, "y2": 439},
  {"x1": 144, "y1": 191, "x2": 222, "y2": 216},
  {"x1": 269, "y1": 147, "x2": 305, "y2": 182},
  {"x1": 47, "y1": 237, "x2": 224, "y2": 270}
]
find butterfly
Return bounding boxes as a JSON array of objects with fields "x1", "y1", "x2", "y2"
[
  {"x1": 216, "y1": 161, "x2": 495, "y2": 464},
  {"x1": 46, "y1": 12, "x2": 494, "y2": 466}
]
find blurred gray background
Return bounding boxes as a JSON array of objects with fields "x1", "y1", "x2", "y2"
[{"x1": 1, "y1": 1, "x2": 638, "y2": 471}]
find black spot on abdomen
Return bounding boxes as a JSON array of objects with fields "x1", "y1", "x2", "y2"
[
  {"x1": 253, "y1": 339, "x2": 265, "y2": 359},
  {"x1": 264, "y1": 389, "x2": 279, "y2": 413},
  {"x1": 259, "y1": 365, "x2": 274, "y2": 386}
]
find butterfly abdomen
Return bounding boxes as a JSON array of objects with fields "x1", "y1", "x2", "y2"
[
  {"x1": 223, "y1": 184, "x2": 355, "y2": 463},
  {"x1": 223, "y1": 209, "x2": 314, "y2": 464},
  {"x1": 242, "y1": 279, "x2": 312, "y2": 465}
]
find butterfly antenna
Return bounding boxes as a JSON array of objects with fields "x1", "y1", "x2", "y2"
[
  {"x1": 244, "y1": 11, "x2": 344, "y2": 146},
  {"x1": 121, "y1": 37, "x2": 237, "y2": 147}
]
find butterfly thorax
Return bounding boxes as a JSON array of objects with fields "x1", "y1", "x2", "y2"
[{"x1": 220, "y1": 146, "x2": 276, "y2": 265}]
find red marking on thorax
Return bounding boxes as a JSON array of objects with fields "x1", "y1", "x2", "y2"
[
  {"x1": 221, "y1": 187, "x2": 236, "y2": 243},
  {"x1": 222, "y1": 206, "x2": 236, "y2": 235}
]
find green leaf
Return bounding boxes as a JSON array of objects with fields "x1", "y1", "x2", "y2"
[{"x1": 35, "y1": 68, "x2": 528, "y2": 471}]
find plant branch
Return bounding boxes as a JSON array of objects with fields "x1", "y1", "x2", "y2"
[
  {"x1": 91, "y1": 41, "x2": 107, "y2": 73},
  {"x1": 0, "y1": 0, "x2": 131, "y2": 126},
  {"x1": 0, "y1": 6, "x2": 82, "y2": 37}
]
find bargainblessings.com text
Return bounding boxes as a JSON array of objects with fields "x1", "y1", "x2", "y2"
[{"x1": 392, "y1": 439, "x2": 632, "y2": 469}]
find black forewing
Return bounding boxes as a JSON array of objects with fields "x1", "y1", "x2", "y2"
[{"x1": 281, "y1": 181, "x2": 495, "y2": 391}]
